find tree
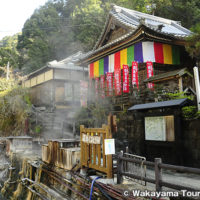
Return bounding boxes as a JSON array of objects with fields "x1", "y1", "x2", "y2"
[
  {"x1": 0, "y1": 34, "x2": 20, "y2": 70},
  {"x1": 185, "y1": 23, "x2": 200, "y2": 66}
]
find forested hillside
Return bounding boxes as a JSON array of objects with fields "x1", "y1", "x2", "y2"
[{"x1": 0, "y1": 0, "x2": 200, "y2": 74}]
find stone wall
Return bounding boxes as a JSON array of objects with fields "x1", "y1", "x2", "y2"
[{"x1": 182, "y1": 119, "x2": 200, "y2": 168}]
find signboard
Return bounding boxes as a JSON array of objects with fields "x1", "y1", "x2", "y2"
[
  {"x1": 145, "y1": 116, "x2": 166, "y2": 141},
  {"x1": 114, "y1": 69, "x2": 121, "y2": 96},
  {"x1": 82, "y1": 134, "x2": 101, "y2": 144},
  {"x1": 123, "y1": 65, "x2": 129, "y2": 93},
  {"x1": 132, "y1": 61, "x2": 139, "y2": 89},
  {"x1": 104, "y1": 139, "x2": 115, "y2": 155},
  {"x1": 146, "y1": 61, "x2": 154, "y2": 89}
]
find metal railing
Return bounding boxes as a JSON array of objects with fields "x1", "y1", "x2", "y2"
[{"x1": 117, "y1": 152, "x2": 200, "y2": 192}]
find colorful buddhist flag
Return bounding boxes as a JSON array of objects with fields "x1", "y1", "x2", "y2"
[
  {"x1": 94, "y1": 61, "x2": 99, "y2": 77},
  {"x1": 114, "y1": 51, "x2": 121, "y2": 70},
  {"x1": 142, "y1": 42, "x2": 155, "y2": 62},
  {"x1": 89, "y1": 63, "x2": 94, "y2": 79},
  {"x1": 99, "y1": 59, "x2": 104, "y2": 76},
  {"x1": 120, "y1": 48, "x2": 127, "y2": 69},
  {"x1": 127, "y1": 45, "x2": 134, "y2": 66},
  {"x1": 109, "y1": 54, "x2": 114, "y2": 72},
  {"x1": 104, "y1": 56, "x2": 109, "y2": 74},
  {"x1": 172, "y1": 46, "x2": 180, "y2": 65},
  {"x1": 163, "y1": 44, "x2": 172, "y2": 64},
  {"x1": 134, "y1": 42, "x2": 143, "y2": 63},
  {"x1": 154, "y1": 42, "x2": 164, "y2": 64}
]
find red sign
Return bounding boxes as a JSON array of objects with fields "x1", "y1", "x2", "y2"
[
  {"x1": 132, "y1": 61, "x2": 139, "y2": 89},
  {"x1": 95, "y1": 77, "x2": 99, "y2": 98},
  {"x1": 114, "y1": 69, "x2": 121, "y2": 96},
  {"x1": 106, "y1": 72, "x2": 113, "y2": 96},
  {"x1": 146, "y1": 61, "x2": 154, "y2": 89},
  {"x1": 123, "y1": 65, "x2": 129, "y2": 93},
  {"x1": 100, "y1": 75, "x2": 105, "y2": 98}
]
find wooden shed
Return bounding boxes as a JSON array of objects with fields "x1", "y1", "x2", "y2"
[
  {"x1": 23, "y1": 52, "x2": 88, "y2": 107},
  {"x1": 128, "y1": 98, "x2": 193, "y2": 164}
]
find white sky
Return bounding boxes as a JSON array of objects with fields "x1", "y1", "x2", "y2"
[{"x1": 0, "y1": 0, "x2": 49, "y2": 40}]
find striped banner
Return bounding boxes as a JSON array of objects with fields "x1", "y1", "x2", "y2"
[{"x1": 89, "y1": 42, "x2": 181, "y2": 78}]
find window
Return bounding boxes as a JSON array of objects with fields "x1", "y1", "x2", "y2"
[{"x1": 145, "y1": 116, "x2": 175, "y2": 141}]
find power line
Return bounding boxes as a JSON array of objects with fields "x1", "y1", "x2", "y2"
[{"x1": 0, "y1": 23, "x2": 102, "y2": 33}]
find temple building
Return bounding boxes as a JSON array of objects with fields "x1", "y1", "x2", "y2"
[{"x1": 77, "y1": 5, "x2": 195, "y2": 109}]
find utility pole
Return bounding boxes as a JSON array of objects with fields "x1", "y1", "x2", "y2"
[
  {"x1": 6, "y1": 61, "x2": 9, "y2": 80},
  {"x1": 193, "y1": 66, "x2": 200, "y2": 111}
]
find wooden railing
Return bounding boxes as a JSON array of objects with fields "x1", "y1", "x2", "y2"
[
  {"x1": 80, "y1": 125, "x2": 113, "y2": 178},
  {"x1": 117, "y1": 152, "x2": 200, "y2": 192}
]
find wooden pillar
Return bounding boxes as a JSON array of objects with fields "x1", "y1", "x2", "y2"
[
  {"x1": 117, "y1": 151, "x2": 123, "y2": 184},
  {"x1": 104, "y1": 124, "x2": 113, "y2": 179},
  {"x1": 178, "y1": 77, "x2": 183, "y2": 92},
  {"x1": 155, "y1": 158, "x2": 162, "y2": 192}
]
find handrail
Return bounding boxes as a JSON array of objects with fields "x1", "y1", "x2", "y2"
[{"x1": 117, "y1": 154, "x2": 200, "y2": 193}]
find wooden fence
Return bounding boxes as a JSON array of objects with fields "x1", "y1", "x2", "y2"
[
  {"x1": 80, "y1": 125, "x2": 113, "y2": 178},
  {"x1": 117, "y1": 152, "x2": 200, "y2": 192}
]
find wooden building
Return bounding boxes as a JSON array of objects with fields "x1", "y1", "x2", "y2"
[
  {"x1": 23, "y1": 52, "x2": 88, "y2": 107},
  {"x1": 77, "y1": 5, "x2": 195, "y2": 108},
  {"x1": 76, "y1": 5, "x2": 197, "y2": 164}
]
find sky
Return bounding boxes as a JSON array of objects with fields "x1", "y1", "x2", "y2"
[{"x1": 0, "y1": 0, "x2": 49, "y2": 40}]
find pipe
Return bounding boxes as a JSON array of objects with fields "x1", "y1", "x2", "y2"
[{"x1": 89, "y1": 176, "x2": 101, "y2": 200}]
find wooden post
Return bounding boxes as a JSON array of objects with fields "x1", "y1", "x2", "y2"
[
  {"x1": 155, "y1": 158, "x2": 162, "y2": 192},
  {"x1": 105, "y1": 125, "x2": 113, "y2": 179},
  {"x1": 117, "y1": 151, "x2": 123, "y2": 184},
  {"x1": 80, "y1": 125, "x2": 84, "y2": 167}
]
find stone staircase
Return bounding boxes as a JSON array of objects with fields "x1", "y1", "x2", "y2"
[{"x1": 35, "y1": 107, "x2": 75, "y2": 141}]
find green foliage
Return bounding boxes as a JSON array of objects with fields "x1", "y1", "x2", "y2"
[
  {"x1": 154, "y1": 0, "x2": 200, "y2": 29},
  {"x1": 0, "y1": 34, "x2": 20, "y2": 69},
  {"x1": 34, "y1": 125, "x2": 42, "y2": 133},
  {"x1": 0, "y1": 78, "x2": 31, "y2": 136},
  {"x1": 182, "y1": 106, "x2": 200, "y2": 120},
  {"x1": 164, "y1": 92, "x2": 194, "y2": 101},
  {"x1": 185, "y1": 23, "x2": 200, "y2": 65},
  {"x1": 75, "y1": 102, "x2": 112, "y2": 132}
]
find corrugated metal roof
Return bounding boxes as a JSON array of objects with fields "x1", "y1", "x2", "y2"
[{"x1": 128, "y1": 98, "x2": 191, "y2": 111}]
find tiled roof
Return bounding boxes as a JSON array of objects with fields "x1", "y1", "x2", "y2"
[
  {"x1": 110, "y1": 5, "x2": 191, "y2": 37},
  {"x1": 79, "y1": 5, "x2": 192, "y2": 64},
  {"x1": 144, "y1": 68, "x2": 193, "y2": 82},
  {"x1": 26, "y1": 52, "x2": 87, "y2": 79}
]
